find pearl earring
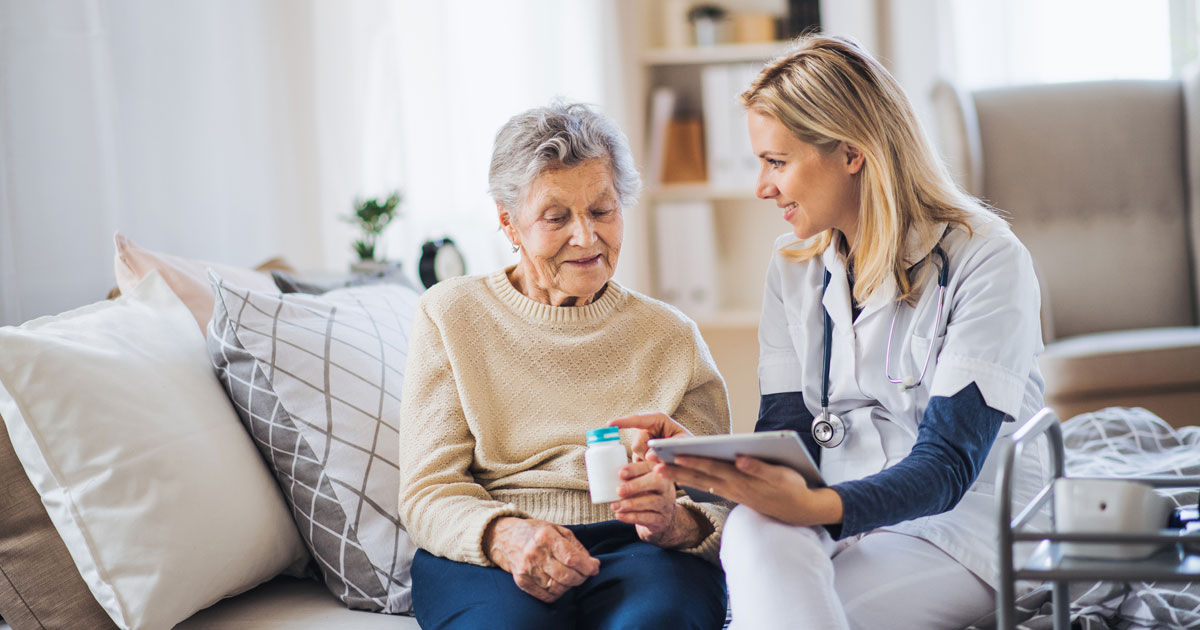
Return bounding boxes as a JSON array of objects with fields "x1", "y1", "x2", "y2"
[{"x1": 511, "y1": 243, "x2": 520, "y2": 253}]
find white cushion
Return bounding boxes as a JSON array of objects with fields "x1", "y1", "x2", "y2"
[{"x1": 0, "y1": 272, "x2": 309, "y2": 630}]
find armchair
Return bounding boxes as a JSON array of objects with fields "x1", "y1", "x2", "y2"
[{"x1": 934, "y1": 68, "x2": 1200, "y2": 427}]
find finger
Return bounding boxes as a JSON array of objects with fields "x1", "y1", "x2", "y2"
[
  {"x1": 608, "y1": 412, "x2": 692, "y2": 439},
  {"x1": 541, "y1": 533, "x2": 594, "y2": 585},
  {"x1": 654, "y1": 462, "x2": 729, "y2": 495},
  {"x1": 628, "y1": 429, "x2": 651, "y2": 462},
  {"x1": 611, "y1": 493, "x2": 673, "y2": 515},
  {"x1": 618, "y1": 467, "x2": 672, "y2": 500},
  {"x1": 612, "y1": 508, "x2": 671, "y2": 529},
  {"x1": 735, "y1": 455, "x2": 790, "y2": 482},
  {"x1": 513, "y1": 572, "x2": 558, "y2": 603},
  {"x1": 549, "y1": 526, "x2": 600, "y2": 575},
  {"x1": 618, "y1": 460, "x2": 654, "y2": 481},
  {"x1": 672, "y1": 455, "x2": 741, "y2": 477},
  {"x1": 541, "y1": 554, "x2": 590, "y2": 587}
]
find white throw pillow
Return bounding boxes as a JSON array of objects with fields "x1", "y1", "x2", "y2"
[
  {"x1": 0, "y1": 272, "x2": 310, "y2": 630},
  {"x1": 207, "y1": 273, "x2": 419, "y2": 613}
]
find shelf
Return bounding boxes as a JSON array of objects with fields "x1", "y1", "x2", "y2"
[
  {"x1": 642, "y1": 42, "x2": 791, "y2": 66},
  {"x1": 1017, "y1": 539, "x2": 1200, "y2": 582},
  {"x1": 648, "y1": 183, "x2": 759, "y2": 201}
]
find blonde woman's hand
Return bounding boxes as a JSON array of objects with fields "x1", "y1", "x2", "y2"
[
  {"x1": 483, "y1": 517, "x2": 600, "y2": 603},
  {"x1": 608, "y1": 412, "x2": 694, "y2": 462},
  {"x1": 655, "y1": 455, "x2": 844, "y2": 527}
]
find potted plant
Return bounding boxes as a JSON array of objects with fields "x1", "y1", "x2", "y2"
[
  {"x1": 688, "y1": 4, "x2": 728, "y2": 46},
  {"x1": 343, "y1": 191, "x2": 402, "y2": 273}
]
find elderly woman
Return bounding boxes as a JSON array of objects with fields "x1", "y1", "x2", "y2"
[{"x1": 397, "y1": 102, "x2": 730, "y2": 630}]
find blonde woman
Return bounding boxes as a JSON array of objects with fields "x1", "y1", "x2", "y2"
[{"x1": 613, "y1": 35, "x2": 1046, "y2": 629}]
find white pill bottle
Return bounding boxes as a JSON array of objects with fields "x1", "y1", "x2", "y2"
[{"x1": 584, "y1": 427, "x2": 627, "y2": 503}]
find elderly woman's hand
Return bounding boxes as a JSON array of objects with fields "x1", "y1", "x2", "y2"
[
  {"x1": 483, "y1": 516, "x2": 600, "y2": 603},
  {"x1": 610, "y1": 460, "x2": 709, "y2": 548}
]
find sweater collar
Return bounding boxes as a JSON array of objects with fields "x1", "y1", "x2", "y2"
[{"x1": 488, "y1": 266, "x2": 625, "y2": 324}]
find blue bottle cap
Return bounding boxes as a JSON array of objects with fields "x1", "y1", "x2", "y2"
[{"x1": 586, "y1": 427, "x2": 621, "y2": 444}]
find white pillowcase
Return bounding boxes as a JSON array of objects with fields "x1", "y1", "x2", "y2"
[{"x1": 0, "y1": 272, "x2": 309, "y2": 630}]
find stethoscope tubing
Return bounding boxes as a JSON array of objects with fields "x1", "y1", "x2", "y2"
[{"x1": 815, "y1": 245, "x2": 949, "y2": 448}]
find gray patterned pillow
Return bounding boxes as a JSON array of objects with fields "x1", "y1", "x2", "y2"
[{"x1": 206, "y1": 273, "x2": 419, "y2": 613}]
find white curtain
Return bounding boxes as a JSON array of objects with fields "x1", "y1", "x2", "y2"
[
  {"x1": 0, "y1": 0, "x2": 625, "y2": 326},
  {"x1": 0, "y1": 0, "x2": 403, "y2": 326},
  {"x1": 389, "y1": 0, "x2": 620, "y2": 283}
]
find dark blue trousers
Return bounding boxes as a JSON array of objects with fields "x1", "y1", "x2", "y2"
[{"x1": 411, "y1": 520, "x2": 726, "y2": 630}]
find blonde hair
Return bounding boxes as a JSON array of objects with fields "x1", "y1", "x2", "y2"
[{"x1": 740, "y1": 35, "x2": 987, "y2": 304}]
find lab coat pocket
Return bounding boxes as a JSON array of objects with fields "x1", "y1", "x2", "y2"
[{"x1": 907, "y1": 332, "x2": 946, "y2": 387}]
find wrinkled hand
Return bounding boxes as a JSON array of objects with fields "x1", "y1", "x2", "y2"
[
  {"x1": 610, "y1": 460, "x2": 706, "y2": 548},
  {"x1": 483, "y1": 517, "x2": 600, "y2": 603},
  {"x1": 655, "y1": 455, "x2": 843, "y2": 527},
  {"x1": 608, "y1": 412, "x2": 693, "y2": 462}
]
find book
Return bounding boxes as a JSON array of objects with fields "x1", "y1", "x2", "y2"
[
  {"x1": 662, "y1": 118, "x2": 707, "y2": 183},
  {"x1": 646, "y1": 87, "x2": 677, "y2": 186}
]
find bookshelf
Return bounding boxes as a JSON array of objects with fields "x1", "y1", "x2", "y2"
[
  {"x1": 620, "y1": 1, "x2": 801, "y2": 432},
  {"x1": 641, "y1": 41, "x2": 791, "y2": 66},
  {"x1": 647, "y1": 183, "x2": 758, "y2": 201}
]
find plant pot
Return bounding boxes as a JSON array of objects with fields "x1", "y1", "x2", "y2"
[{"x1": 349, "y1": 259, "x2": 399, "y2": 275}]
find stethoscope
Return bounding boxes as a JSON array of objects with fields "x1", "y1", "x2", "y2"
[{"x1": 811, "y1": 245, "x2": 950, "y2": 448}]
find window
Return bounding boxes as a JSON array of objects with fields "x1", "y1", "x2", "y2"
[{"x1": 948, "y1": 0, "x2": 1194, "y2": 89}]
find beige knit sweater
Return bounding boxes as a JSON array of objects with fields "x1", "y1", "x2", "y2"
[{"x1": 397, "y1": 268, "x2": 731, "y2": 567}]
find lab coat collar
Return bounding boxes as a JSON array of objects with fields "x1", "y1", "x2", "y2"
[
  {"x1": 904, "y1": 221, "x2": 950, "y2": 270},
  {"x1": 819, "y1": 233, "x2": 855, "y2": 332},
  {"x1": 832, "y1": 221, "x2": 950, "y2": 319}
]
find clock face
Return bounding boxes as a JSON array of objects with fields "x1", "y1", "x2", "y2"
[{"x1": 434, "y1": 244, "x2": 465, "y2": 280}]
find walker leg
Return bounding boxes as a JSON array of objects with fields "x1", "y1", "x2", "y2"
[
  {"x1": 1052, "y1": 581, "x2": 1069, "y2": 630},
  {"x1": 997, "y1": 579, "x2": 1015, "y2": 630}
]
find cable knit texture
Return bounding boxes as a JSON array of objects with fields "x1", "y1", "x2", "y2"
[{"x1": 398, "y1": 268, "x2": 731, "y2": 567}]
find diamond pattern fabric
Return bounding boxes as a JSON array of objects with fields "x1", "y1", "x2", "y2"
[{"x1": 207, "y1": 273, "x2": 420, "y2": 613}]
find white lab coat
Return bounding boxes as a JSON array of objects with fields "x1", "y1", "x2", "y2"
[{"x1": 757, "y1": 211, "x2": 1047, "y2": 589}]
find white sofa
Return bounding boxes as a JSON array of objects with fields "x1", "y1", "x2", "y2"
[
  {"x1": 175, "y1": 578, "x2": 420, "y2": 629},
  {"x1": 0, "y1": 244, "x2": 428, "y2": 630},
  {"x1": 0, "y1": 579, "x2": 419, "y2": 630}
]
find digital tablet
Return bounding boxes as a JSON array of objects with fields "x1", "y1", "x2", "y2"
[{"x1": 647, "y1": 431, "x2": 824, "y2": 502}]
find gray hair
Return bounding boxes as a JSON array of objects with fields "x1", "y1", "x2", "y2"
[{"x1": 488, "y1": 101, "x2": 641, "y2": 214}]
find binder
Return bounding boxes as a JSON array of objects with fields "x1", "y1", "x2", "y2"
[
  {"x1": 654, "y1": 201, "x2": 719, "y2": 319},
  {"x1": 701, "y1": 64, "x2": 734, "y2": 189},
  {"x1": 702, "y1": 63, "x2": 763, "y2": 192}
]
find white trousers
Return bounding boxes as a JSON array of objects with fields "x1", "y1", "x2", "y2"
[{"x1": 721, "y1": 505, "x2": 994, "y2": 630}]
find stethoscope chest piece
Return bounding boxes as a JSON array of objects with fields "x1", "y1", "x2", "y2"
[{"x1": 812, "y1": 410, "x2": 846, "y2": 448}]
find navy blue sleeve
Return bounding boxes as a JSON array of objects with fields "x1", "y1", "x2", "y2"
[
  {"x1": 830, "y1": 382, "x2": 1003, "y2": 539},
  {"x1": 755, "y1": 391, "x2": 821, "y2": 464}
]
